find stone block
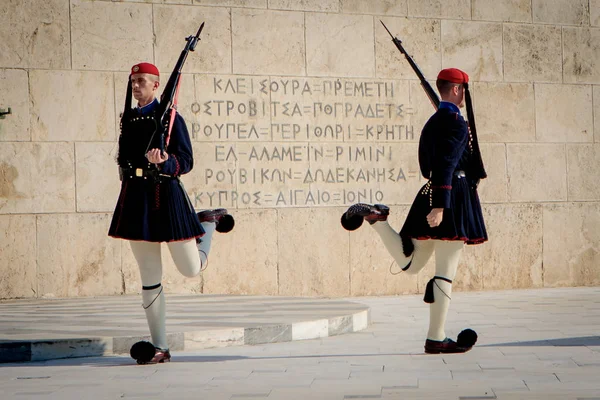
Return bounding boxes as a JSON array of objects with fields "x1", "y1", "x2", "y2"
[
  {"x1": 563, "y1": 27, "x2": 600, "y2": 84},
  {"x1": 376, "y1": 17, "x2": 441, "y2": 81},
  {"x1": 75, "y1": 143, "x2": 122, "y2": 213},
  {"x1": 71, "y1": 0, "x2": 153, "y2": 71},
  {"x1": 408, "y1": 0, "x2": 470, "y2": 19},
  {"x1": 543, "y1": 203, "x2": 600, "y2": 287},
  {"x1": 595, "y1": 85, "x2": 600, "y2": 142},
  {"x1": 478, "y1": 143, "x2": 508, "y2": 203},
  {"x1": 37, "y1": 213, "x2": 123, "y2": 298},
  {"x1": 567, "y1": 144, "x2": 600, "y2": 201},
  {"x1": 185, "y1": 328, "x2": 245, "y2": 350},
  {"x1": 0, "y1": 215, "x2": 36, "y2": 299},
  {"x1": 593, "y1": 0, "x2": 600, "y2": 26},
  {"x1": 376, "y1": 143, "x2": 427, "y2": 206},
  {"x1": 154, "y1": 5, "x2": 231, "y2": 74},
  {"x1": 240, "y1": 142, "x2": 311, "y2": 208},
  {"x1": 0, "y1": 0, "x2": 70, "y2": 69},
  {"x1": 244, "y1": 324, "x2": 292, "y2": 344},
  {"x1": 265, "y1": 77, "x2": 409, "y2": 146},
  {"x1": 503, "y1": 24, "x2": 562, "y2": 83},
  {"x1": 532, "y1": 0, "x2": 589, "y2": 25},
  {"x1": 268, "y1": 0, "x2": 338, "y2": 12},
  {"x1": 441, "y1": 21, "x2": 503, "y2": 82},
  {"x1": 535, "y1": 84, "x2": 593, "y2": 142},
  {"x1": 306, "y1": 13, "x2": 374, "y2": 78},
  {"x1": 118, "y1": 0, "x2": 192, "y2": 3},
  {"x1": 473, "y1": 82, "x2": 535, "y2": 143},
  {"x1": 0, "y1": 69, "x2": 30, "y2": 141},
  {"x1": 180, "y1": 142, "x2": 237, "y2": 211},
  {"x1": 31, "y1": 338, "x2": 112, "y2": 362},
  {"x1": 329, "y1": 315, "x2": 353, "y2": 336},
  {"x1": 30, "y1": 70, "x2": 116, "y2": 142},
  {"x1": 349, "y1": 205, "x2": 420, "y2": 296},
  {"x1": 353, "y1": 309, "x2": 369, "y2": 331},
  {"x1": 472, "y1": 0, "x2": 532, "y2": 22},
  {"x1": 193, "y1": 0, "x2": 266, "y2": 7},
  {"x1": 507, "y1": 144, "x2": 567, "y2": 202},
  {"x1": 292, "y1": 319, "x2": 328, "y2": 340},
  {"x1": 0, "y1": 143, "x2": 75, "y2": 214},
  {"x1": 232, "y1": 9, "x2": 304, "y2": 76},
  {"x1": 191, "y1": 74, "x2": 271, "y2": 143},
  {"x1": 466, "y1": 204, "x2": 543, "y2": 290},
  {"x1": 278, "y1": 207, "x2": 350, "y2": 296},
  {"x1": 203, "y1": 209, "x2": 279, "y2": 295},
  {"x1": 341, "y1": 0, "x2": 408, "y2": 16}
]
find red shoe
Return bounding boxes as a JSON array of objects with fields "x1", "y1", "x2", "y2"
[
  {"x1": 148, "y1": 348, "x2": 171, "y2": 364},
  {"x1": 347, "y1": 203, "x2": 389, "y2": 224},
  {"x1": 424, "y1": 338, "x2": 471, "y2": 354},
  {"x1": 197, "y1": 209, "x2": 235, "y2": 233},
  {"x1": 130, "y1": 341, "x2": 171, "y2": 365}
]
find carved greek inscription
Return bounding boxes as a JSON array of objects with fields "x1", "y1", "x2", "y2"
[{"x1": 189, "y1": 76, "x2": 423, "y2": 208}]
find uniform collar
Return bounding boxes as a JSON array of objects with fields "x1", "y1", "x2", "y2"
[
  {"x1": 439, "y1": 101, "x2": 461, "y2": 116},
  {"x1": 136, "y1": 98, "x2": 158, "y2": 116}
]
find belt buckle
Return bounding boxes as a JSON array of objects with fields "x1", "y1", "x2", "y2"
[{"x1": 135, "y1": 168, "x2": 143, "y2": 177}]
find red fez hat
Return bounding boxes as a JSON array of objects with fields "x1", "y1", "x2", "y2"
[
  {"x1": 131, "y1": 62, "x2": 159, "y2": 76},
  {"x1": 437, "y1": 68, "x2": 469, "y2": 84}
]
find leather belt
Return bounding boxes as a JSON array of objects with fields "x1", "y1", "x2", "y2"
[{"x1": 120, "y1": 167, "x2": 172, "y2": 180}]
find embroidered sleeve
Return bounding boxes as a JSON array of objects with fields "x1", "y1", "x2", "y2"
[
  {"x1": 158, "y1": 114, "x2": 193, "y2": 176},
  {"x1": 430, "y1": 115, "x2": 468, "y2": 208}
]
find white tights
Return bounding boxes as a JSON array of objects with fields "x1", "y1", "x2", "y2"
[
  {"x1": 371, "y1": 221, "x2": 464, "y2": 341},
  {"x1": 129, "y1": 222, "x2": 216, "y2": 349}
]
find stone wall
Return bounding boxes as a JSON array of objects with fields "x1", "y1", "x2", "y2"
[{"x1": 1, "y1": 0, "x2": 599, "y2": 299}]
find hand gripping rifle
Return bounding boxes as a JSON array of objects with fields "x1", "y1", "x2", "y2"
[
  {"x1": 147, "y1": 22, "x2": 205, "y2": 155},
  {"x1": 380, "y1": 20, "x2": 487, "y2": 182}
]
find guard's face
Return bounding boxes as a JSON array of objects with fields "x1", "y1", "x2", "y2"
[{"x1": 131, "y1": 73, "x2": 159, "y2": 105}]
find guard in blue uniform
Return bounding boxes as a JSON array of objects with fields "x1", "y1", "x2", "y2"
[
  {"x1": 109, "y1": 62, "x2": 235, "y2": 364},
  {"x1": 342, "y1": 68, "x2": 486, "y2": 354}
]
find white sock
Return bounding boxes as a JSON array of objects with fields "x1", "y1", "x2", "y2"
[
  {"x1": 142, "y1": 285, "x2": 168, "y2": 349},
  {"x1": 427, "y1": 240, "x2": 463, "y2": 341},
  {"x1": 370, "y1": 220, "x2": 412, "y2": 269},
  {"x1": 197, "y1": 221, "x2": 216, "y2": 268}
]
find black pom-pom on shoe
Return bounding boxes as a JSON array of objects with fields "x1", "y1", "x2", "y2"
[
  {"x1": 341, "y1": 212, "x2": 364, "y2": 231},
  {"x1": 130, "y1": 341, "x2": 156, "y2": 364},
  {"x1": 457, "y1": 328, "x2": 478, "y2": 349},
  {"x1": 216, "y1": 214, "x2": 235, "y2": 233}
]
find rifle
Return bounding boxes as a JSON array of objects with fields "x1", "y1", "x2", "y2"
[
  {"x1": 380, "y1": 20, "x2": 487, "y2": 182},
  {"x1": 148, "y1": 22, "x2": 205, "y2": 155},
  {"x1": 380, "y1": 20, "x2": 439, "y2": 110}
]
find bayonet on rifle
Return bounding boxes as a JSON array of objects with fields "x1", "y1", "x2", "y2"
[{"x1": 380, "y1": 20, "x2": 440, "y2": 110}]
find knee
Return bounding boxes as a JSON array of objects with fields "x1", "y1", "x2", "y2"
[{"x1": 180, "y1": 266, "x2": 200, "y2": 278}]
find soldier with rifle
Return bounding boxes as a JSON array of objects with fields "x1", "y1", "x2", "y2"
[
  {"x1": 341, "y1": 22, "x2": 487, "y2": 354},
  {"x1": 108, "y1": 23, "x2": 235, "y2": 364}
]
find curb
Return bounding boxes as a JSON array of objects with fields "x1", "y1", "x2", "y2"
[{"x1": 0, "y1": 303, "x2": 370, "y2": 363}]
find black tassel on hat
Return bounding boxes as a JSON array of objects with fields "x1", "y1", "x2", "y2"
[{"x1": 463, "y1": 82, "x2": 487, "y2": 182}]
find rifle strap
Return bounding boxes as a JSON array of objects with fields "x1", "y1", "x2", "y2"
[{"x1": 165, "y1": 77, "x2": 182, "y2": 148}]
